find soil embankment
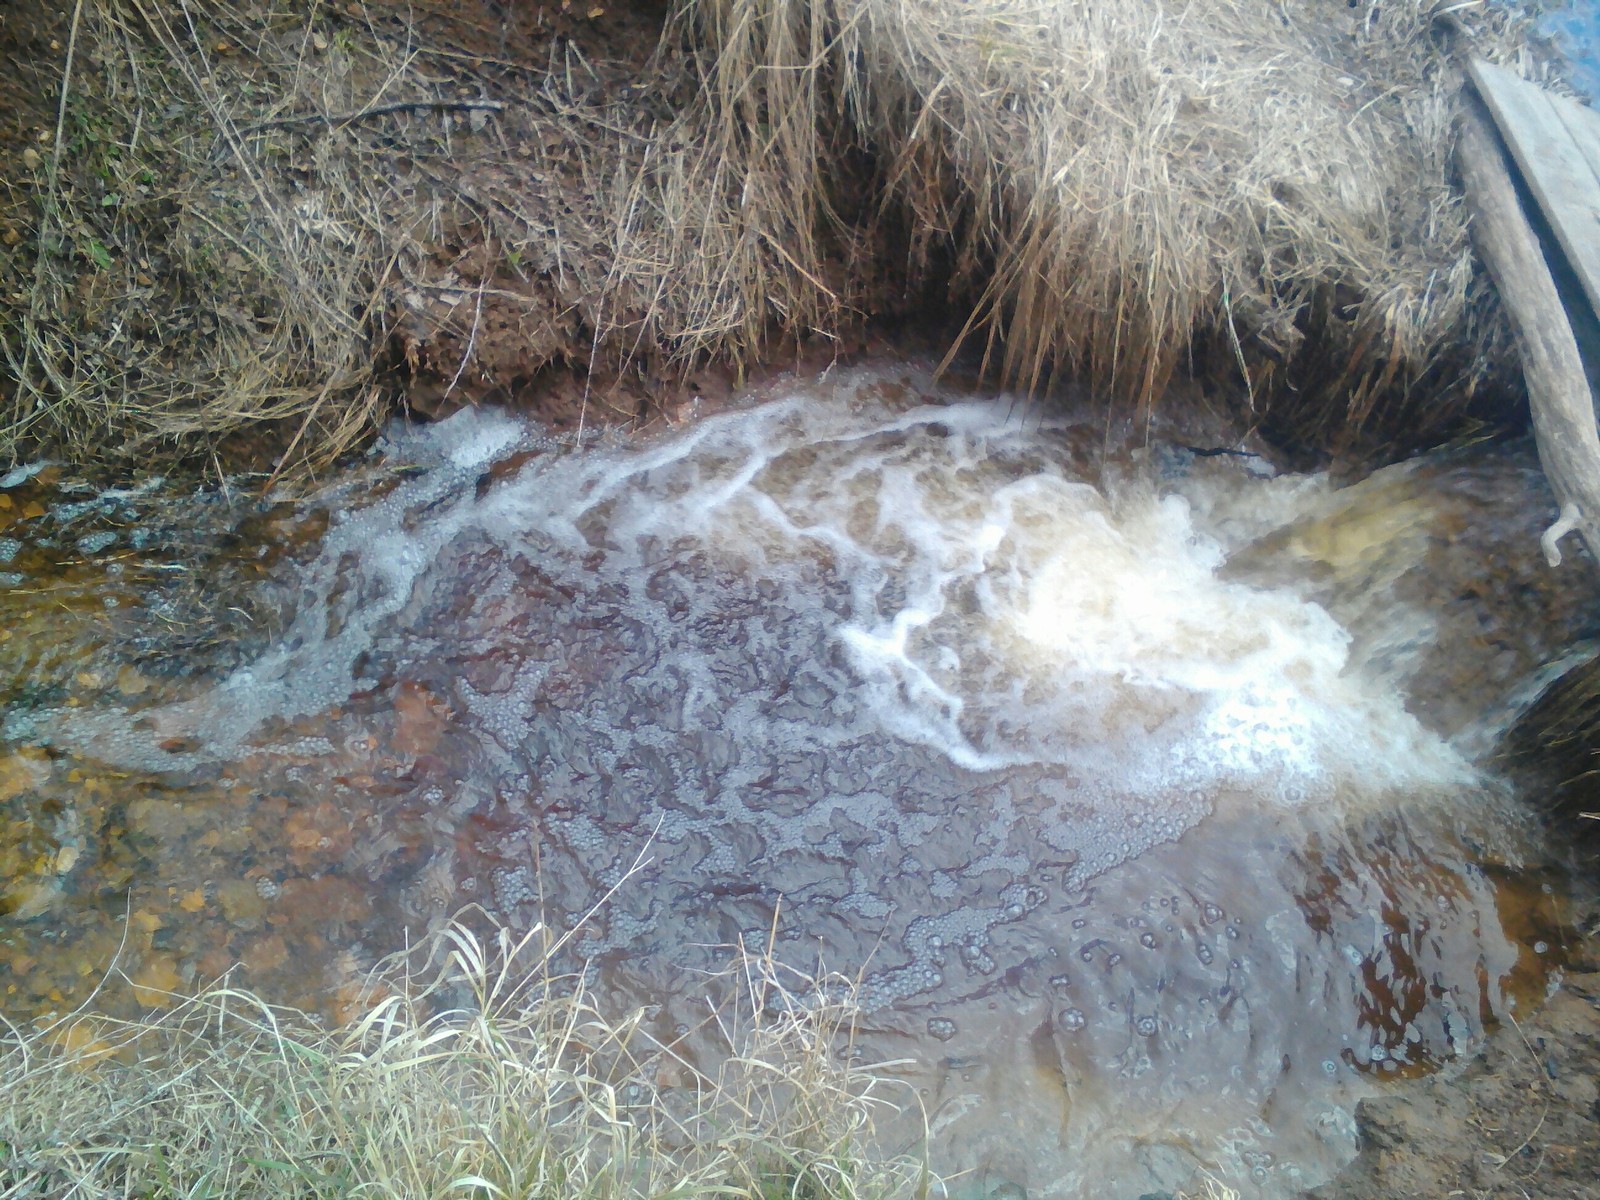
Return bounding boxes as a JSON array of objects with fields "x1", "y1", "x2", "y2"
[
  {"x1": 0, "y1": 0, "x2": 1556, "y2": 475},
  {"x1": 1314, "y1": 900, "x2": 1600, "y2": 1200}
]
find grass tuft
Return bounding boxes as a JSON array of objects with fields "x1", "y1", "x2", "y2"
[{"x1": 0, "y1": 917, "x2": 930, "y2": 1200}]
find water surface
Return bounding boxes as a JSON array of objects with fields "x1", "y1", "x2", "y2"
[{"x1": 0, "y1": 367, "x2": 1589, "y2": 1198}]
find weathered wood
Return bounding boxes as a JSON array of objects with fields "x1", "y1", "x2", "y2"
[
  {"x1": 1457, "y1": 100, "x2": 1600, "y2": 568},
  {"x1": 1553, "y1": 94, "x2": 1600, "y2": 186},
  {"x1": 1469, "y1": 58, "x2": 1600, "y2": 325}
]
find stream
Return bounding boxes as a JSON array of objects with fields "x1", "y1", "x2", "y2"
[{"x1": 0, "y1": 365, "x2": 1592, "y2": 1198}]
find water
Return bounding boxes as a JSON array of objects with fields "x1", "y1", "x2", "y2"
[
  {"x1": 0, "y1": 366, "x2": 1590, "y2": 1197},
  {"x1": 1538, "y1": 0, "x2": 1600, "y2": 103}
]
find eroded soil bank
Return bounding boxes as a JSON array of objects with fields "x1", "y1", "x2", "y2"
[{"x1": 0, "y1": 0, "x2": 1565, "y2": 474}]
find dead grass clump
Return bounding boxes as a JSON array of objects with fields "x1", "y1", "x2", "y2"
[
  {"x1": 0, "y1": 0, "x2": 1561, "y2": 471},
  {"x1": 0, "y1": 919, "x2": 928, "y2": 1200},
  {"x1": 1499, "y1": 651, "x2": 1600, "y2": 859},
  {"x1": 0, "y1": 0, "x2": 879, "y2": 476},
  {"x1": 1, "y1": 0, "x2": 405, "y2": 472},
  {"x1": 671, "y1": 0, "x2": 1538, "y2": 433}
]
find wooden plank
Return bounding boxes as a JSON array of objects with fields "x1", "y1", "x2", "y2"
[
  {"x1": 1457, "y1": 102, "x2": 1600, "y2": 569},
  {"x1": 1553, "y1": 93, "x2": 1600, "y2": 186},
  {"x1": 1470, "y1": 58, "x2": 1600, "y2": 324}
]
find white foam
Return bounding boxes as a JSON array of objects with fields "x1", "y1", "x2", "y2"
[{"x1": 38, "y1": 368, "x2": 1473, "y2": 849}]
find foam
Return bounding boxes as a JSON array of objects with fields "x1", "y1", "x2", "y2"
[{"x1": 15, "y1": 365, "x2": 1525, "y2": 1199}]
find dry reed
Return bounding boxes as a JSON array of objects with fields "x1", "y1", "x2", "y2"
[
  {"x1": 0, "y1": 918, "x2": 929, "y2": 1200},
  {"x1": 0, "y1": 0, "x2": 1559, "y2": 472}
]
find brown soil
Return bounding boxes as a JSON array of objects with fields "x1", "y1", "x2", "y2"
[
  {"x1": 1, "y1": 0, "x2": 880, "y2": 471},
  {"x1": 1312, "y1": 902, "x2": 1600, "y2": 1200}
]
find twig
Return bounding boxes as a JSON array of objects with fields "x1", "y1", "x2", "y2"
[{"x1": 234, "y1": 98, "x2": 504, "y2": 139}]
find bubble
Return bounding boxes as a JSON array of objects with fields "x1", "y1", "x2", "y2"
[
  {"x1": 1196, "y1": 943, "x2": 1213, "y2": 965},
  {"x1": 1368, "y1": 1045, "x2": 1387, "y2": 1063},
  {"x1": 1134, "y1": 1015, "x2": 1158, "y2": 1037},
  {"x1": 1321, "y1": 1059, "x2": 1338, "y2": 1076},
  {"x1": 1057, "y1": 1007, "x2": 1086, "y2": 1033},
  {"x1": 1224, "y1": 924, "x2": 1240, "y2": 940},
  {"x1": 1203, "y1": 903, "x2": 1224, "y2": 924},
  {"x1": 1139, "y1": 932, "x2": 1157, "y2": 949},
  {"x1": 1534, "y1": 940, "x2": 1548, "y2": 954},
  {"x1": 1048, "y1": 973, "x2": 1072, "y2": 993},
  {"x1": 927, "y1": 1017, "x2": 958, "y2": 1041}
]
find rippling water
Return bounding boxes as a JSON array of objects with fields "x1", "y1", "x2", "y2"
[{"x1": 0, "y1": 367, "x2": 1591, "y2": 1197}]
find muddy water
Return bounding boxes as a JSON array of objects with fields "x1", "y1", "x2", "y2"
[{"x1": 0, "y1": 367, "x2": 1593, "y2": 1198}]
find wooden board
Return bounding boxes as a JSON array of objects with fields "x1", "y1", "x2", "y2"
[{"x1": 1470, "y1": 58, "x2": 1600, "y2": 324}]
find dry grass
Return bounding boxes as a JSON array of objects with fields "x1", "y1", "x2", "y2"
[
  {"x1": 1498, "y1": 649, "x2": 1600, "y2": 859},
  {"x1": 673, "y1": 0, "x2": 1543, "y2": 429},
  {"x1": 0, "y1": 0, "x2": 1562, "y2": 472},
  {"x1": 0, "y1": 917, "x2": 929, "y2": 1200},
  {"x1": 0, "y1": 0, "x2": 872, "y2": 476}
]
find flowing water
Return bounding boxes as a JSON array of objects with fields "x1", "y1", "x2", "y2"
[{"x1": 0, "y1": 367, "x2": 1591, "y2": 1197}]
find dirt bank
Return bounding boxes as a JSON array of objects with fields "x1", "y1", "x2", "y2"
[{"x1": 0, "y1": 0, "x2": 1567, "y2": 476}]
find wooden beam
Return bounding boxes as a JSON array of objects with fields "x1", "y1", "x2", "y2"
[
  {"x1": 1457, "y1": 99, "x2": 1600, "y2": 569},
  {"x1": 1469, "y1": 58, "x2": 1600, "y2": 325}
]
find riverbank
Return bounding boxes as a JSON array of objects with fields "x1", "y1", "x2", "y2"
[
  {"x1": 1314, "y1": 894, "x2": 1600, "y2": 1200},
  {"x1": 0, "y1": 0, "x2": 1565, "y2": 477}
]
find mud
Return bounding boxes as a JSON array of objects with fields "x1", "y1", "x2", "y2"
[{"x1": 1311, "y1": 901, "x2": 1600, "y2": 1200}]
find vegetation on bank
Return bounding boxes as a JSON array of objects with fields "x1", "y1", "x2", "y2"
[
  {"x1": 0, "y1": 0, "x2": 1569, "y2": 475},
  {"x1": 0, "y1": 920, "x2": 929, "y2": 1200}
]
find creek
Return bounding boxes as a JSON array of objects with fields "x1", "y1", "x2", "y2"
[{"x1": 0, "y1": 365, "x2": 1592, "y2": 1198}]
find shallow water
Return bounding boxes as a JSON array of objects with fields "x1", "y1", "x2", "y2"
[{"x1": 0, "y1": 367, "x2": 1592, "y2": 1197}]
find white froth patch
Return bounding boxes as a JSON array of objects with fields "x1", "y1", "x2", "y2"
[
  {"x1": 990, "y1": 478, "x2": 1469, "y2": 797},
  {"x1": 36, "y1": 369, "x2": 1474, "y2": 829},
  {"x1": 430, "y1": 405, "x2": 527, "y2": 468}
]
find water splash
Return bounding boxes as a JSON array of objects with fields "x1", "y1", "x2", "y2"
[{"x1": 0, "y1": 366, "x2": 1584, "y2": 1198}]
